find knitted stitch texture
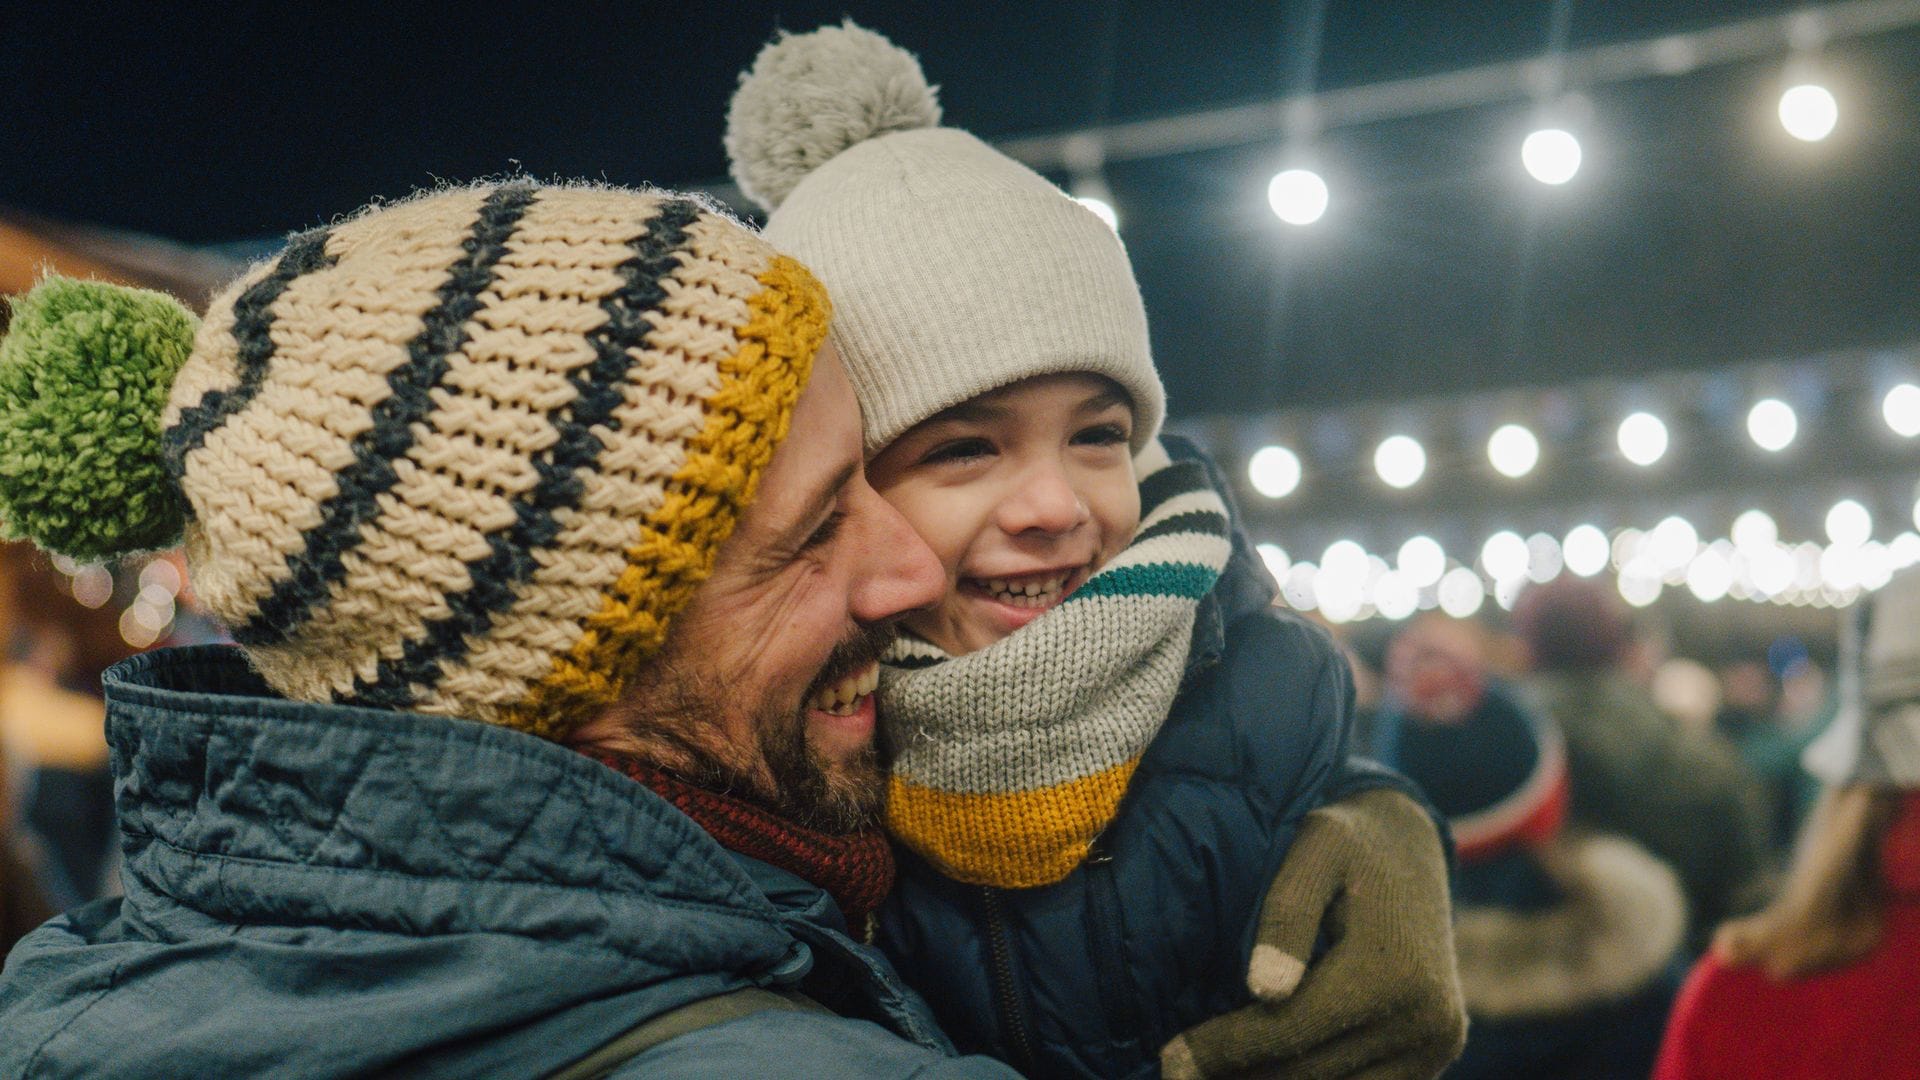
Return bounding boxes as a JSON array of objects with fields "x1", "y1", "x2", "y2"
[
  {"x1": 0, "y1": 278, "x2": 197, "y2": 560},
  {"x1": 589, "y1": 751, "x2": 896, "y2": 928},
  {"x1": 879, "y1": 440, "x2": 1231, "y2": 887},
  {"x1": 0, "y1": 183, "x2": 828, "y2": 742},
  {"x1": 727, "y1": 23, "x2": 1165, "y2": 456}
]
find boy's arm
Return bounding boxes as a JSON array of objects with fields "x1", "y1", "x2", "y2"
[{"x1": 1160, "y1": 785, "x2": 1467, "y2": 1079}]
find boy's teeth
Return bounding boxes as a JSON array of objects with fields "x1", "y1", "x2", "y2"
[{"x1": 980, "y1": 575, "x2": 1069, "y2": 601}]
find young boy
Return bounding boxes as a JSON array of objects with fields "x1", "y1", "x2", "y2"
[{"x1": 728, "y1": 23, "x2": 1464, "y2": 1080}]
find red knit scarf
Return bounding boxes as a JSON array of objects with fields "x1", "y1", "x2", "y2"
[{"x1": 590, "y1": 753, "x2": 895, "y2": 928}]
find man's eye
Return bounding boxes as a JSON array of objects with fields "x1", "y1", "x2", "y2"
[
  {"x1": 1074, "y1": 423, "x2": 1129, "y2": 447},
  {"x1": 802, "y1": 512, "x2": 845, "y2": 551},
  {"x1": 922, "y1": 438, "x2": 994, "y2": 465}
]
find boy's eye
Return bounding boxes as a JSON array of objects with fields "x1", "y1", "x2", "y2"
[
  {"x1": 1073, "y1": 423, "x2": 1130, "y2": 447},
  {"x1": 921, "y1": 437, "x2": 994, "y2": 465},
  {"x1": 802, "y1": 511, "x2": 845, "y2": 551}
]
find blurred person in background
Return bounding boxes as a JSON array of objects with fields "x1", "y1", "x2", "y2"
[
  {"x1": 1377, "y1": 614, "x2": 1688, "y2": 1080},
  {"x1": 0, "y1": 552, "x2": 55, "y2": 959},
  {"x1": 1652, "y1": 568, "x2": 1920, "y2": 1080},
  {"x1": 1514, "y1": 578, "x2": 1769, "y2": 949},
  {"x1": 1711, "y1": 655, "x2": 1819, "y2": 853},
  {"x1": 0, "y1": 541, "x2": 134, "y2": 912}
]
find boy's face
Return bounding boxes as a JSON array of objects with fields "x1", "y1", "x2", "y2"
[{"x1": 867, "y1": 373, "x2": 1140, "y2": 656}]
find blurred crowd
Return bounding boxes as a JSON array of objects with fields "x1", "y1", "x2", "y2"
[{"x1": 1342, "y1": 574, "x2": 1917, "y2": 1080}]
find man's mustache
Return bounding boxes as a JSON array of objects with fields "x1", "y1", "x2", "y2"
[{"x1": 807, "y1": 624, "x2": 896, "y2": 698}]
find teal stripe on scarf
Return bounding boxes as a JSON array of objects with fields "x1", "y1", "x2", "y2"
[{"x1": 1066, "y1": 562, "x2": 1219, "y2": 603}]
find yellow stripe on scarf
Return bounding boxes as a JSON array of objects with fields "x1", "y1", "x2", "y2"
[{"x1": 886, "y1": 756, "x2": 1139, "y2": 888}]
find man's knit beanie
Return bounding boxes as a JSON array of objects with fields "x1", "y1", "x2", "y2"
[
  {"x1": 725, "y1": 21, "x2": 1164, "y2": 455},
  {"x1": 0, "y1": 182, "x2": 829, "y2": 742}
]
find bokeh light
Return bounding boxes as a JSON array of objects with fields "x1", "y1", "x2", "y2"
[{"x1": 1521, "y1": 128, "x2": 1582, "y2": 184}]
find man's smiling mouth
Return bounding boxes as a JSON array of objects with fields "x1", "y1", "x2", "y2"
[{"x1": 806, "y1": 661, "x2": 879, "y2": 716}]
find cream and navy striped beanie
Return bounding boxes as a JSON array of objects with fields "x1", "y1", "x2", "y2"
[
  {"x1": 0, "y1": 182, "x2": 829, "y2": 741},
  {"x1": 725, "y1": 21, "x2": 1165, "y2": 455}
]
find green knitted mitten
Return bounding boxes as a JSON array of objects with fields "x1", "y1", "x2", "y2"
[{"x1": 1162, "y1": 787, "x2": 1468, "y2": 1080}]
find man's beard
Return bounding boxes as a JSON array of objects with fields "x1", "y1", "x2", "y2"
[{"x1": 620, "y1": 625, "x2": 894, "y2": 834}]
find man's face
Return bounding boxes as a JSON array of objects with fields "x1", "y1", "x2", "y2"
[
  {"x1": 865, "y1": 373, "x2": 1140, "y2": 656},
  {"x1": 590, "y1": 344, "x2": 944, "y2": 831}
]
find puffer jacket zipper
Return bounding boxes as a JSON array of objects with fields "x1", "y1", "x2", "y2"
[
  {"x1": 1085, "y1": 838, "x2": 1146, "y2": 1056},
  {"x1": 977, "y1": 886, "x2": 1038, "y2": 1074}
]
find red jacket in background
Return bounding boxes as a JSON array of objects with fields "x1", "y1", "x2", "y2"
[{"x1": 1652, "y1": 793, "x2": 1920, "y2": 1080}]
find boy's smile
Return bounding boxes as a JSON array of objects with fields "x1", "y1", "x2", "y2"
[{"x1": 867, "y1": 373, "x2": 1141, "y2": 656}]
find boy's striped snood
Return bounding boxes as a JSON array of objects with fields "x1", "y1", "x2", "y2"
[{"x1": 879, "y1": 439, "x2": 1232, "y2": 888}]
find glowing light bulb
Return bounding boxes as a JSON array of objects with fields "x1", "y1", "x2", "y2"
[
  {"x1": 1884, "y1": 384, "x2": 1920, "y2": 437},
  {"x1": 1618, "y1": 412, "x2": 1669, "y2": 466},
  {"x1": 1373, "y1": 571, "x2": 1419, "y2": 621},
  {"x1": 1779, "y1": 84, "x2": 1838, "y2": 142},
  {"x1": 1247, "y1": 445, "x2": 1302, "y2": 499},
  {"x1": 1650, "y1": 516, "x2": 1700, "y2": 571},
  {"x1": 1826, "y1": 499, "x2": 1873, "y2": 547},
  {"x1": 1522, "y1": 128, "x2": 1582, "y2": 185},
  {"x1": 1481, "y1": 530, "x2": 1530, "y2": 581},
  {"x1": 1687, "y1": 548, "x2": 1734, "y2": 602},
  {"x1": 1732, "y1": 510, "x2": 1778, "y2": 550},
  {"x1": 1374, "y1": 435, "x2": 1426, "y2": 489},
  {"x1": 1563, "y1": 524, "x2": 1610, "y2": 577},
  {"x1": 1746, "y1": 398, "x2": 1797, "y2": 452},
  {"x1": 1267, "y1": 169, "x2": 1329, "y2": 226},
  {"x1": 1438, "y1": 567, "x2": 1486, "y2": 618},
  {"x1": 1397, "y1": 535, "x2": 1447, "y2": 589},
  {"x1": 1488, "y1": 423, "x2": 1540, "y2": 478}
]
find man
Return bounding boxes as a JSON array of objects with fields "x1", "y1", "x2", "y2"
[{"x1": 0, "y1": 183, "x2": 1020, "y2": 1077}]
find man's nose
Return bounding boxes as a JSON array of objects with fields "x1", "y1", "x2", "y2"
[
  {"x1": 848, "y1": 481, "x2": 946, "y2": 625},
  {"x1": 994, "y1": 460, "x2": 1090, "y2": 536}
]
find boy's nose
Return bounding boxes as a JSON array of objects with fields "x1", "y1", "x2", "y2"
[{"x1": 996, "y1": 462, "x2": 1091, "y2": 536}]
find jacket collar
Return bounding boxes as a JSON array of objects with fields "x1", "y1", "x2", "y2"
[
  {"x1": 104, "y1": 646, "x2": 804, "y2": 975},
  {"x1": 1165, "y1": 435, "x2": 1276, "y2": 677}
]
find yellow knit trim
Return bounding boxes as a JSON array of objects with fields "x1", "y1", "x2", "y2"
[
  {"x1": 886, "y1": 756, "x2": 1140, "y2": 889},
  {"x1": 502, "y1": 254, "x2": 829, "y2": 739}
]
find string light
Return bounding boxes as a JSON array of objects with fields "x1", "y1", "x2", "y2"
[
  {"x1": 1884, "y1": 384, "x2": 1920, "y2": 437},
  {"x1": 1521, "y1": 128, "x2": 1583, "y2": 185},
  {"x1": 1374, "y1": 435, "x2": 1426, "y2": 489},
  {"x1": 1617, "y1": 411, "x2": 1669, "y2": 466},
  {"x1": 1746, "y1": 398, "x2": 1797, "y2": 451},
  {"x1": 1827, "y1": 499, "x2": 1873, "y2": 546},
  {"x1": 1778, "y1": 83, "x2": 1839, "y2": 142},
  {"x1": 1487, "y1": 423, "x2": 1540, "y2": 478},
  {"x1": 1563, "y1": 524, "x2": 1610, "y2": 577},
  {"x1": 1732, "y1": 509, "x2": 1778, "y2": 549},
  {"x1": 1397, "y1": 535, "x2": 1447, "y2": 588},
  {"x1": 1248, "y1": 445, "x2": 1303, "y2": 498},
  {"x1": 1267, "y1": 169, "x2": 1329, "y2": 225}
]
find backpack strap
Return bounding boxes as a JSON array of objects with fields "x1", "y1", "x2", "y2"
[{"x1": 543, "y1": 987, "x2": 829, "y2": 1080}]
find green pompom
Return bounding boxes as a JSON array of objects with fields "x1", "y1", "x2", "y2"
[{"x1": 0, "y1": 277, "x2": 199, "y2": 561}]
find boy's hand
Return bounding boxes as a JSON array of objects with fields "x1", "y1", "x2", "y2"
[{"x1": 1160, "y1": 788, "x2": 1466, "y2": 1079}]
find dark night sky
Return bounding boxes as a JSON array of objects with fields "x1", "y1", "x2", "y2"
[{"x1": 5, "y1": 1, "x2": 1917, "y2": 420}]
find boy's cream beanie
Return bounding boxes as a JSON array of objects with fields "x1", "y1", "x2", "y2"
[{"x1": 726, "y1": 21, "x2": 1164, "y2": 455}]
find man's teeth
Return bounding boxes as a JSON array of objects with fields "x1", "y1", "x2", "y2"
[
  {"x1": 979, "y1": 575, "x2": 1070, "y2": 607},
  {"x1": 808, "y1": 662, "x2": 880, "y2": 716}
]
